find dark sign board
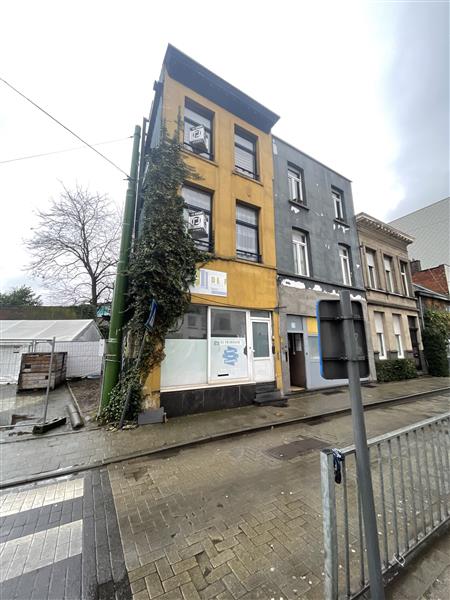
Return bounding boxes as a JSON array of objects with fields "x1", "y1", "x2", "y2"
[{"x1": 317, "y1": 299, "x2": 369, "y2": 380}]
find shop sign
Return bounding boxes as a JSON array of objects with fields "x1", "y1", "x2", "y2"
[{"x1": 191, "y1": 268, "x2": 227, "y2": 297}]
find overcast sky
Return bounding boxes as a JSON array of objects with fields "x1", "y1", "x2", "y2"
[{"x1": 1, "y1": 0, "x2": 448, "y2": 300}]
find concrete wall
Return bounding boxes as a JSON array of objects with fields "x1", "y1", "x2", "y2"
[{"x1": 389, "y1": 197, "x2": 450, "y2": 269}]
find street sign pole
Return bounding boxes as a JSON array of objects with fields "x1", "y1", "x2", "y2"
[{"x1": 339, "y1": 290, "x2": 385, "y2": 599}]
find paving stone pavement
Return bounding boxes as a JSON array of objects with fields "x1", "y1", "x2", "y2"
[
  {"x1": 0, "y1": 469, "x2": 131, "y2": 599},
  {"x1": 1, "y1": 377, "x2": 448, "y2": 485},
  {"x1": 108, "y1": 393, "x2": 450, "y2": 600}
]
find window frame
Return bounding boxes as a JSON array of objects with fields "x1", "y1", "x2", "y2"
[
  {"x1": 384, "y1": 255, "x2": 394, "y2": 293},
  {"x1": 332, "y1": 187, "x2": 345, "y2": 221},
  {"x1": 183, "y1": 98, "x2": 214, "y2": 160},
  {"x1": 234, "y1": 126, "x2": 258, "y2": 180},
  {"x1": 292, "y1": 229, "x2": 310, "y2": 277},
  {"x1": 366, "y1": 248, "x2": 378, "y2": 289},
  {"x1": 182, "y1": 184, "x2": 213, "y2": 252},
  {"x1": 287, "y1": 164, "x2": 306, "y2": 205},
  {"x1": 393, "y1": 314, "x2": 404, "y2": 358},
  {"x1": 374, "y1": 312, "x2": 387, "y2": 360},
  {"x1": 235, "y1": 202, "x2": 260, "y2": 263},
  {"x1": 339, "y1": 244, "x2": 352, "y2": 286},
  {"x1": 400, "y1": 261, "x2": 409, "y2": 296}
]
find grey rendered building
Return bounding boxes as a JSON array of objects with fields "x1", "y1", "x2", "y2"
[{"x1": 272, "y1": 136, "x2": 375, "y2": 393}]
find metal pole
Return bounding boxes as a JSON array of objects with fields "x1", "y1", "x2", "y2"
[
  {"x1": 100, "y1": 125, "x2": 141, "y2": 411},
  {"x1": 339, "y1": 291, "x2": 385, "y2": 599},
  {"x1": 321, "y1": 449, "x2": 338, "y2": 600},
  {"x1": 42, "y1": 337, "x2": 55, "y2": 424}
]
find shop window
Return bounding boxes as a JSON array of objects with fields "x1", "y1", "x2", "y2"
[
  {"x1": 210, "y1": 309, "x2": 248, "y2": 380},
  {"x1": 161, "y1": 306, "x2": 207, "y2": 387}
]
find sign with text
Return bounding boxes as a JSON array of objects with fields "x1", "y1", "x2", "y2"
[
  {"x1": 191, "y1": 268, "x2": 227, "y2": 297},
  {"x1": 210, "y1": 337, "x2": 247, "y2": 380}
]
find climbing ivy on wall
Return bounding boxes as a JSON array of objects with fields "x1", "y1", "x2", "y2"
[
  {"x1": 100, "y1": 124, "x2": 208, "y2": 424},
  {"x1": 422, "y1": 309, "x2": 450, "y2": 377}
]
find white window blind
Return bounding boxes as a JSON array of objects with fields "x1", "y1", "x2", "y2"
[{"x1": 374, "y1": 312, "x2": 384, "y2": 334}]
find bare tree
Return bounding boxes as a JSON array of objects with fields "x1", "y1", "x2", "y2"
[{"x1": 26, "y1": 184, "x2": 120, "y2": 310}]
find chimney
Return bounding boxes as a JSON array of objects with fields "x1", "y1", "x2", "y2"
[{"x1": 410, "y1": 259, "x2": 422, "y2": 274}]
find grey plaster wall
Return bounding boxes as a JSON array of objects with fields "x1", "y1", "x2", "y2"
[
  {"x1": 272, "y1": 137, "x2": 376, "y2": 391},
  {"x1": 272, "y1": 136, "x2": 364, "y2": 289}
]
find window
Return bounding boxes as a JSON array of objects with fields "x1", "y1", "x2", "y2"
[
  {"x1": 366, "y1": 249, "x2": 378, "y2": 288},
  {"x1": 210, "y1": 309, "x2": 248, "y2": 380},
  {"x1": 161, "y1": 305, "x2": 208, "y2": 387},
  {"x1": 339, "y1": 245, "x2": 352, "y2": 285},
  {"x1": 182, "y1": 185, "x2": 212, "y2": 251},
  {"x1": 384, "y1": 256, "x2": 394, "y2": 292},
  {"x1": 234, "y1": 127, "x2": 257, "y2": 179},
  {"x1": 288, "y1": 165, "x2": 305, "y2": 204},
  {"x1": 374, "y1": 312, "x2": 386, "y2": 359},
  {"x1": 393, "y1": 314, "x2": 404, "y2": 358},
  {"x1": 292, "y1": 230, "x2": 310, "y2": 276},
  {"x1": 332, "y1": 188, "x2": 345, "y2": 221},
  {"x1": 252, "y1": 322, "x2": 270, "y2": 358},
  {"x1": 400, "y1": 261, "x2": 409, "y2": 296},
  {"x1": 236, "y1": 203, "x2": 259, "y2": 262},
  {"x1": 183, "y1": 99, "x2": 213, "y2": 159}
]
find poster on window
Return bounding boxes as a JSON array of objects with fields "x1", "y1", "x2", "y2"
[
  {"x1": 191, "y1": 268, "x2": 227, "y2": 297},
  {"x1": 210, "y1": 337, "x2": 248, "y2": 380}
]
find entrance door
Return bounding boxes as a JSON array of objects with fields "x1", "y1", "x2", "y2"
[
  {"x1": 288, "y1": 332, "x2": 306, "y2": 388},
  {"x1": 250, "y1": 318, "x2": 274, "y2": 382},
  {"x1": 408, "y1": 316, "x2": 422, "y2": 370}
]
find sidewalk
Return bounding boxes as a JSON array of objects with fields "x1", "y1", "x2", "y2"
[{"x1": 1, "y1": 377, "x2": 448, "y2": 487}]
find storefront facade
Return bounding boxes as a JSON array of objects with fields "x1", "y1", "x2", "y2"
[{"x1": 143, "y1": 45, "x2": 282, "y2": 416}]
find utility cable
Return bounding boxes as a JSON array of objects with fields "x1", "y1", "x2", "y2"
[
  {"x1": 0, "y1": 136, "x2": 133, "y2": 165},
  {"x1": 0, "y1": 77, "x2": 131, "y2": 178}
]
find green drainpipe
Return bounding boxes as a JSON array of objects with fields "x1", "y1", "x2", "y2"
[{"x1": 100, "y1": 124, "x2": 141, "y2": 411}]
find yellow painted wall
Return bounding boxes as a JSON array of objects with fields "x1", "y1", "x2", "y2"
[{"x1": 145, "y1": 71, "x2": 282, "y2": 401}]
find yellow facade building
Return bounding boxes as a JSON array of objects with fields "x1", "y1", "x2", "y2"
[{"x1": 143, "y1": 45, "x2": 282, "y2": 416}]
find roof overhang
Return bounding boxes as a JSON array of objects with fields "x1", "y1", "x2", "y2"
[
  {"x1": 356, "y1": 212, "x2": 414, "y2": 244},
  {"x1": 163, "y1": 44, "x2": 280, "y2": 133}
]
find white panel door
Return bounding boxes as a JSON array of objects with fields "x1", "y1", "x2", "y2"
[{"x1": 250, "y1": 318, "x2": 274, "y2": 382}]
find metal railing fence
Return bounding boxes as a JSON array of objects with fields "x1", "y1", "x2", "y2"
[
  {"x1": 0, "y1": 338, "x2": 104, "y2": 383},
  {"x1": 321, "y1": 412, "x2": 450, "y2": 599}
]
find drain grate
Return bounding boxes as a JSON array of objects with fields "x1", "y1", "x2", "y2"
[{"x1": 265, "y1": 437, "x2": 328, "y2": 460}]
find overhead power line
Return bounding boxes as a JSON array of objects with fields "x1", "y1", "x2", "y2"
[
  {"x1": 0, "y1": 136, "x2": 133, "y2": 165},
  {"x1": 0, "y1": 77, "x2": 131, "y2": 179}
]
